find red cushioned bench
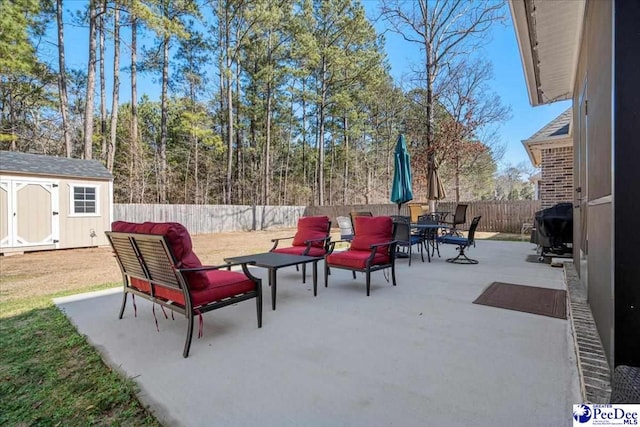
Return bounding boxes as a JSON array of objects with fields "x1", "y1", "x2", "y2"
[{"x1": 106, "y1": 221, "x2": 262, "y2": 358}]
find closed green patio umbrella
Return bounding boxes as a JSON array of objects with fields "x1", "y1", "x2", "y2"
[{"x1": 390, "y1": 134, "x2": 414, "y2": 213}]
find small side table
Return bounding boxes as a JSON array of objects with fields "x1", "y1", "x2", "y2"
[{"x1": 224, "y1": 252, "x2": 320, "y2": 311}]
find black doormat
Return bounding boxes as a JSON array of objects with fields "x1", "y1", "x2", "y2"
[
  {"x1": 526, "y1": 254, "x2": 551, "y2": 264},
  {"x1": 473, "y1": 282, "x2": 567, "y2": 319}
]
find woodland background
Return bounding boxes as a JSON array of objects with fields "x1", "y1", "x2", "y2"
[{"x1": 0, "y1": 0, "x2": 536, "y2": 207}]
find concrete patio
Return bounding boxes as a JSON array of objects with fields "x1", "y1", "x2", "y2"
[{"x1": 55, "y1": 240, "x2": 580, "y2": 427}]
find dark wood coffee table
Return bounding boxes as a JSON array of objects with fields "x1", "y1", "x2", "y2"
[{"x1": 224, "y1": 252, "x2": 320, "y2": 310}]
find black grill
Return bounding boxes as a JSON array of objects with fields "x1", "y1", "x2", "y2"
[{"x1": 530, "y1": 202, "x2": 573, "y2": 257}]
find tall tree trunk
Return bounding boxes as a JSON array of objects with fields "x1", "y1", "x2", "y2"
[
  {"x1": 224, "y1": 12, "x2": 233, "y2": 205},
  {"x1": 263, "y1": 32, "x2": 273, "y2": 206},
  {"x1": 99, "y1": 0, "x2": 107, "y2": 161},
  {"x1": 159, "y1": 32, "x2": 169, "y2": 203},
  {"x1": 189, "y1": 44, "x2": 199, "y2": 204},
  {"x1": 83, "y1": 0, "x2": 97, "y2": 159},
  {"x1": 235, "y1": 53, "x2": 242, "y2": 204},
  {"x1": 455, "y1": 154, "x2": 460, "y2": 203},
  {"x1": 107, "y1": 5, "x2": 119, "y2": 172},
  {"x1": 328, "y1": 119, "x2": 334, "y2": 206},
  {"x1": 418, "y1": 0, "x2": 436, "y2": 210},
  {"x1": 301, "y1": 77, "x2": 307, "y2": 187},
  {"x1": 283, "y1": 92, "x2": 294, "y2": 204},
  {"x1": 193, "y1": 132, "x2": 199, "y2": 203},
  {"x1": 9, "y1": 88, "x2": 16, "y2": 151},
  {"x1": 129, "y1": 16, "x2": 139, "y2": 203},
  {"x1": 56, "y1": 0, "x2": 72, "y2": 157},
  {"x1": 264, "y1": 82, "x2": 272, "y2": 205},
  {"x1": 342, "y1": 115, "x2": 349, "y2": 205},
  {"x1": 317, "y1": 57, "x2": 327, "y2": 206},
  {"x1": 217, "y1": 6, "x2": 226, "y2": 200}
]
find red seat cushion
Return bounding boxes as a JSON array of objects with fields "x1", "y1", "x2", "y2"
[
  {"x1": 326, "y1": 250, "x2": 390, "y2": 269},
  {"x1": 111, "y1": 221, "x2": 208, "y2": 290},
  {"x1": 129, "y1": 269, "x2": 256, "y2": 307},
  {"x1": 350, "y1": 216, "x2": 393, "y2": 255},
  {"x1": 272, "y1": 246, "x2": 326, "y2": 257},
  {"x1": 291, "y1": 216, "x2": 329, "y2": 248}
]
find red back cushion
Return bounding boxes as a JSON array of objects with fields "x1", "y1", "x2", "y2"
[
  {"x1": 292, "y1": 216, "x2": 330, "y2": 248},
  {"x1": 111, "y1": 221, "x2": 207, "y2": 290},
  {"x1": 111, "y1": 221, "x2": 140, "y2": 233},
  {"x1": 350, "y1": 216, "x2": 393, "y2": 254}
]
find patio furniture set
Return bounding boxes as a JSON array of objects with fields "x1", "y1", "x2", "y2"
[{"x1": 106, "y1": 210, "x2": 480, "y2": 357}]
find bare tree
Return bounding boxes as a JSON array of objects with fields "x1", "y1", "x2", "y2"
[
  {"x1": 56, "y1": 0, "x2": 72, "y2": 157},
  {"x1": 83, "y1": 0, "x2": 98, "y2": 159},
  {"x1": 437, "y1": 58, "x2": 509, "y2": 201},
  {"x1": 159, "y1": 22, "x2": 169, "y2": 203},
  {"x1": 99, "y1": 0, "x2": 107, "y2": 161},
  {"x1": 129, "y1": 13, "x2": 139, "y2": 202},
  {"x1": 107, "y1": 3, "x2": 120, "y2": 172},
  {"x1": 380, "y1": 0, "x2": 504, "y2": 205}
]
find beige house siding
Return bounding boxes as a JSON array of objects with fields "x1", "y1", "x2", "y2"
[
  {"x1": 57, "y1": 177, "x2": 111, "y2": 249},
  {"x1": 572, "y1": 0, "x2": 614, "y2": 365},
  {"x1": 540, "y1": 145, "x2": 574, "y2": 209}
]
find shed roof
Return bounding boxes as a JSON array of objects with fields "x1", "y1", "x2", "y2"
[
  {"x1": 0, "y1": 151, "x2": 113, "y2": 180},
  {"x1": 522, "y1": 108, "x2": 573, "y2": 167}
]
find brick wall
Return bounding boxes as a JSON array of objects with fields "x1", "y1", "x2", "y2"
[{"x1": 541, "y1": 145, "x2": 574, "y2": 209}]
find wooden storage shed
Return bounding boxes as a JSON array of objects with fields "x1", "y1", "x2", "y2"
[{"x1": 0, "y1": 151, "x2": 113, "y2": 255}]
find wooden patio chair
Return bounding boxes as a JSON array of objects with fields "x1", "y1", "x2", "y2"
[{"x1": 107, "y1": 221, "x2": 262, "y2": 358}]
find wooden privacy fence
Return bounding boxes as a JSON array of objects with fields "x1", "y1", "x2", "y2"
[
  {"x1": 434, "y1": 201, "x2": 541, "y2": 233},
  {"x1": 114, "y1": 204, "x2": 306, "y2": 234},
  {"x1": 305, "y1": 200, "x2": 542, "y2": 234},
  {"x1": 114, "y1": 200, "x2": 541, "y2": 234}
]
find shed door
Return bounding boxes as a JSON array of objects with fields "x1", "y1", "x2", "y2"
[
  {"x1": 0, "y1": 179, "x2": 59, "y2": 248},
  {"x1": 0, "y1": 181, "x2": 9, "y2": 247}
]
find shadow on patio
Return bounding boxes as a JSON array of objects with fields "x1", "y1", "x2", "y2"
[{"x1": 55, "y1": 240, "x2": 580, "y2": 427}]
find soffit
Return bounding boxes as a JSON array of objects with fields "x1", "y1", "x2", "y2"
[{"x1": 509, "y1": 0, "x2": 586, "y2": 106}]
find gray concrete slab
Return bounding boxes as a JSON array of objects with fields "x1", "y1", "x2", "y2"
[{"x1": 55, "y1": 240, "x2": 580, "y2": 427}]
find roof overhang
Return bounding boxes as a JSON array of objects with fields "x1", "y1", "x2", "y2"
[
  {"x1": 509, "y1": 0, "x2": 585, "y2": 106},
  {"x1": 522, "y1": 135, "x2": 573, "y2": 167}
]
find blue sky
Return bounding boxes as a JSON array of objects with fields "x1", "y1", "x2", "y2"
[
  {"x1": 44, "y1": 1, "x2": 570, "y2": 171},
  {"x1": 362, "y1": 1, "x2": 571, "y2": 171}
]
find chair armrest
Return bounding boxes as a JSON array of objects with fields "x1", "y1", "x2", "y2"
[
  {"x1": 179, "y1": 262, "x2": 261, "y2": 283},
  {"x1": 271, "y1": 236, "x2": 294, "y2": 243},
  {"x1": 303, "y1": 236, "x2": 332, "y2": 252},
  {"x1": 326, "y1": 239, "x2": 352, "y2": 256},
  {"x1": 331, "y1": 239, "x2": 352, "y2": 245},
  {"x1": 362, "y1": 240, "x2": 398, "y2": 263},
  {"x1": 179, "y1": 261, "x2": 256, "y2": 273},
  {"x1": 369, "y1": 240, "x2": 397, "y2": 250},
  {"x1": 304, "y1": 236, "x2": 330, "y2": 244},
  {"x1": 270, "y1": 236, "x2": 294, "y2": 251}
]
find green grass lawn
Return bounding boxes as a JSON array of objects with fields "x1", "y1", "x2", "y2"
[{"x1": 0, "y1": 285, "x2": 161, "y2": 426}]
